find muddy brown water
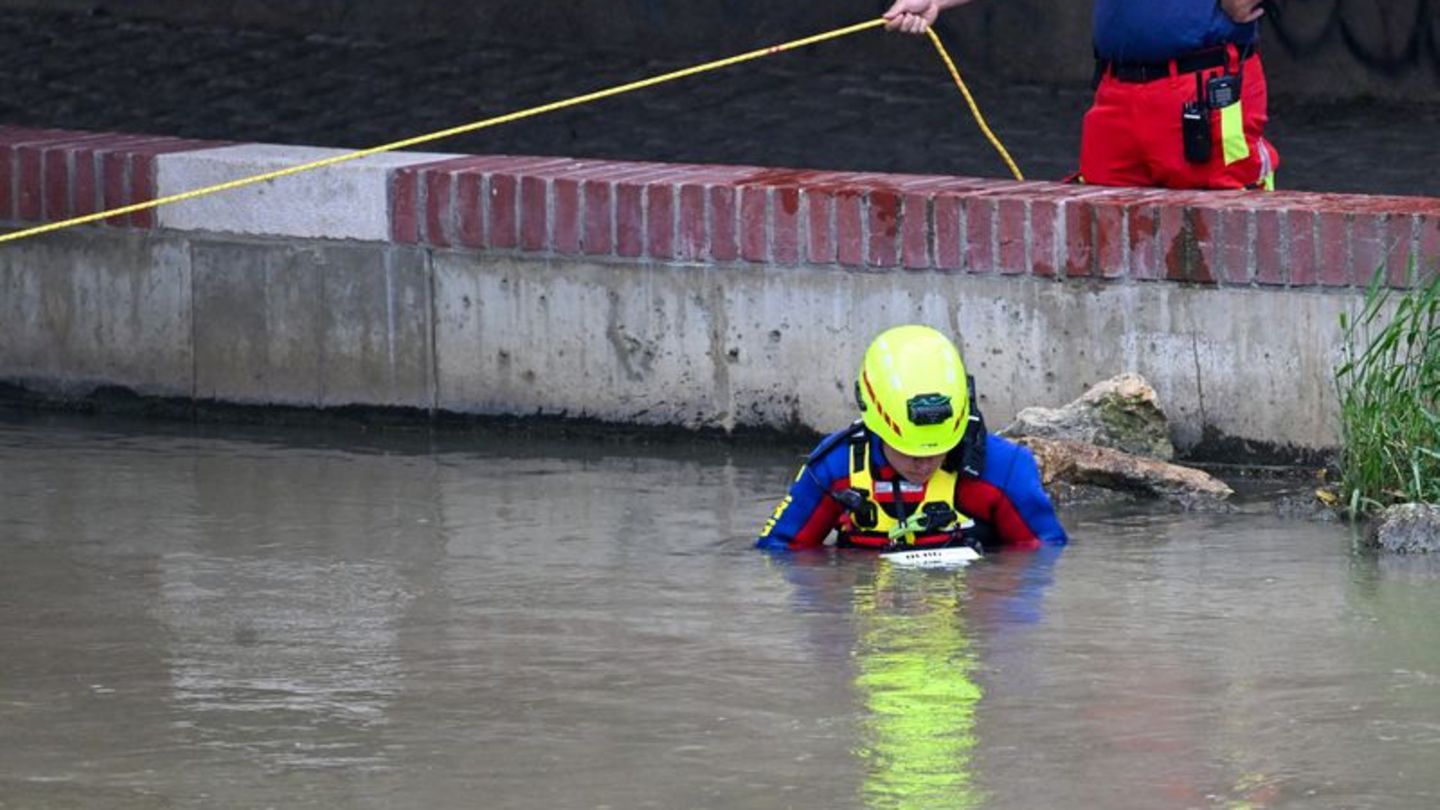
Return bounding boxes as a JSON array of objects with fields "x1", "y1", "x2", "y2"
[{"x1": 2, "y1": 411, "x2": 1438, "y2": 809}]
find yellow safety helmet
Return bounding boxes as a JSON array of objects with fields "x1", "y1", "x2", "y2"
[{"x1": 855, "y1": 325, "x2": 970, "y2": 457}]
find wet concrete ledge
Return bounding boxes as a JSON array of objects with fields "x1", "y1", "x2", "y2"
[{"x1": 2, "y1": 127, "x2": 1438, "y2": 458}]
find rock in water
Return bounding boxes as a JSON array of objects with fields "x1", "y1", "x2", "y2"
[
  {"x1": 1014, "y1": 436, "x2": 1232, "y2": 508},
  {"x1": 1003, "y1": 373, "x2": 1175, "y2": 461},
  {"x1": 1367, "y1": 503, "x2": 1440, "y2": 553}
]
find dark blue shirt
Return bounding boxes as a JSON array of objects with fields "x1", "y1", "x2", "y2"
[{"x1": 1093, "y1": 0, "x2": 1259, "y2": 63}]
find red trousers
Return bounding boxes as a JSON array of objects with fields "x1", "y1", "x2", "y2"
[{"x1": 1079, "y1": 49, "x2": 1279, "y2": 189}]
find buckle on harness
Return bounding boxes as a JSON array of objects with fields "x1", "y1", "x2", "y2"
[{"x1": 887, "y1": 502, "x2": 959, "y2": 542}]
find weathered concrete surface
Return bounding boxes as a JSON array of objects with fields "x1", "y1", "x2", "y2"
[
  {"x1": 0, "y1": 228, "x2": 1364, "y2": 452},
  {"x1": 0, "y1": 232, "x2": 192, "y2": 397},
  {"x1": 190, "y1": 240, "x2": 433, "y2": 409},
  {"x1": 432, "y1": 254, "x2": 730, "y2": 428},
  {"x1": 431, "y1": 252, "x2": 1354, "y2": 450},
  {"x1": 158, "y1": 145, "x2": 457, "y2": 241}
]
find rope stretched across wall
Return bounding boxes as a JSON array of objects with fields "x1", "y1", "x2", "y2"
[{"x1": 0, "y1": 19, "x2": 1021, "y2": 246}]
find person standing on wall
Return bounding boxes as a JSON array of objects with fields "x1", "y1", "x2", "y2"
[{"x1": 883, "y1": 0, "x2": 1280, "y2": 190}]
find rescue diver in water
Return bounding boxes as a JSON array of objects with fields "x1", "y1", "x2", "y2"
[{"x1": 756, "y1": 324, "x2": 1067, "y2": 552}]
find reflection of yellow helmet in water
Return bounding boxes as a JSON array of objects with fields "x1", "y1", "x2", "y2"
[{"x1": 856, "y1": 325, "x2": 970, "y2": 457}]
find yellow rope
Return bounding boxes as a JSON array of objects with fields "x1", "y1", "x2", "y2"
[
  {"x1": 0, "y1": 17, "x2": 1021, "y2": 245},
  {"x1": 927, "y1": 28, "x2": 1024, "y2": 182}
]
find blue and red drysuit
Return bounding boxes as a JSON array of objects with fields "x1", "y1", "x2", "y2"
[{"x1": 756, "y1": 424, "x2": 1067, "y2": 552}]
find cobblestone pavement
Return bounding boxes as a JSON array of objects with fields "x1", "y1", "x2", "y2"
[{"x1": 4, "y1": 9, "x2": 1439, "y2": 198}]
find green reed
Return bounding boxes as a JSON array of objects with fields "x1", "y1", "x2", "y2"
[{"x1": 1334, "y1": 262, "x2": 1440, "y2": 517}]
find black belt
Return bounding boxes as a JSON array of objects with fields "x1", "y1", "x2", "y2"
[{"x1": 1102, "y1": 46, "x2": 1248, "y2": 84}]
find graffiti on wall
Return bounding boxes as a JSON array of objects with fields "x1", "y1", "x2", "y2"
[{"x1": 1266, "y1": 0, "x2": 1440, "y2": 77}]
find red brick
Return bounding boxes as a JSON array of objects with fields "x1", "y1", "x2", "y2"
[
  {"x1": 0, "y1": 129, "x2": 85, "y2": 221},
  {"x1": 1064, "y1": 200, "x2": 1095, "y2": 278},
  {"x1": 593, "y1": 167, "x2": 679, "y2": 259},
  {"x1": 1079, "y1": 190, "x2": 1167, "y2": 280},
  {"x1": 647, "y1": 184, "x2": 676, "y2": 259},
  {"x1": 740, "y1": 185, "x2": 768, "y2": 263},
  {"x1": 518, "y1": 175, "x2": 548, "y2": 251},
  {"x1": 4, "y1": 133, "x2": 79, "y2": 221},
  {"x1": 582, "y1": 179, "x2": 613, "y2": 255},
  {"x1": 803, "y1": 186, "x2": 835, "y2": 265},
  {"x1": 868, "y1": 190, "x2": 899, "y2": 268},
  {"x1": 708, "y1": 185, "x2": 737, "y2": 261},
  {"x1": 1094, "y1": 199, "x2": 1127, "y2": 279},
  {"x1": 733, "y1": 167, "x2": 843, "y2": 190},
  {"x1": 578, "y1": 167, "x2": 668, "y2": 257},
  {"x1": 1016, "y1": 186, "x2": 1094, "y2": 276},
  {"x1": 485, "y1": 157, "x2": 586, "y2": 250},
  {"x1": 42, "y1": 147, "x2": 72, "y2": 221},
  {"x1": 1254, "y1": 207, "x2": 1286, "y2": 286},
  {"x1": 1159, "y1": 205, "x2": 1217, "y2": 284},
  {"x1": 78, "y1": 136, "x2": 165, "y2": 228},
  {"x1": 66, "y1": 135, "x2": 145, "y2": 219},
  {"x1": 0, "y1": 144, "x2": 13, "y2": 221},
  {"x1": 616, "y1": 181, "x2": 644, "y2": 258},
  {"x1": 929, "y1": 177, "x2": 1015, "y2": 195},
  {"x1": 1317, "y1": 210, "x2": 1351, "y2": 287},
  {"x1": 895, "y1": 174, "x2": 962, "y2": 192},
  {"x1": 934, "y1": 194, "x2": 963, "y2": 271},
  {"x1": 963, "y1": 195, "x2": 995, "y2": 274},
  {"x1": 456, "y1": 171, "x2": 484, "y2": 248},
  {"x1": 677, "y1": 183, "x2": 706, "y2": 261},
  {"x1": 1126, "y1": 201, "x2": 1166, "y2": 281},
  {"x1": 1286, "y1": 210, "x2": 1318, "y2": 287},
  {"x1": 1350, "y1": 213, "x2": 1389, "y2": 288},
  {"x1": 1156, "y1": 204, "x2": 1185, "y2": 282},
  {"x1": 423, "y1": 169, "x2": 453, "y2": 248},
  {"x1": 71, "y1": 145, "x2": 96, "y2": 218},
  {"x1": 391, "y1": 167, "x2": 420, "y2": 244},
  {"x1": 1384, "y1": 213, "x2": 1414, "y2": 288},
  {"x1": 1028, "y1": 198, "x2": 1060, "y2": 278},
  {"x1": 484, "y1": 172, "x2": 517, "y2": 250},
  {"x1": 772, "y1": 185, "x2": 800, "y2": 265},
  {"x1": 1418, "y1": 215, "x2": 1440, "y2": 283},
  {"x1": 995, "y1": 196, "x2": 1026, "y2": 275},
  {"x1": 15, "y1": 142, "x2": 43, "y2": 221},
  {"x1": 554, "y1": 177, "x2": 582, "y2": 255},
  {"x1": 900, "y1": 192, "x2": 930, "y2": 269},
  {"x1": 836, "y1": 188, "x2": 864, "y2": 267},
  {"x1": 1217, "y1": 206, "x2": 1253, "y2": 285}
]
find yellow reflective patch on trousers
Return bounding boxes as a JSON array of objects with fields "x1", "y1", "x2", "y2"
[{"x1": 1221, "y1": 101, "x2": 1249, "y2": 165}]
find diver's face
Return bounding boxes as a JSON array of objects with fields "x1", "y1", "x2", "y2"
[{"x1": 881, "y1": 443, "x2": 946, "y2": 483}]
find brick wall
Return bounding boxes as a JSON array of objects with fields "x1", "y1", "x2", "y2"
[
  {"x1": 392, "y1": 155, "x2": 1440, "y2": 289},
  {"x1": 5, "y1": 125, "x2": 1438, "y2": 289}
]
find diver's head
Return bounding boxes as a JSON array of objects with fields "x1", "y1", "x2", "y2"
[{"x1": 855, "y1": 324, "x2": 971, "y2": 481}]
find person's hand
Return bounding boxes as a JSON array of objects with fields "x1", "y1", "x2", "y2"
[
  {"x1": 1221, "y1": 0, "x2": 1266, "y2": 24},
  {"x1": 883, "y1": 0, "x2": 941, "y2": 34}
]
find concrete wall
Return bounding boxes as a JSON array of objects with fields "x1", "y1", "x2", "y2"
[
  {"x1": 3, "y1": 126, "x2": 1439, "y2": 454},
  {"x1": 2, "y1": 1, "x2": 1437, "y2": 102}
]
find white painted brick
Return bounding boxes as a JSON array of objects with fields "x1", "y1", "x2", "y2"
[{"x1": 156, "y1": 144, "x2": 459, "y2": 241}]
